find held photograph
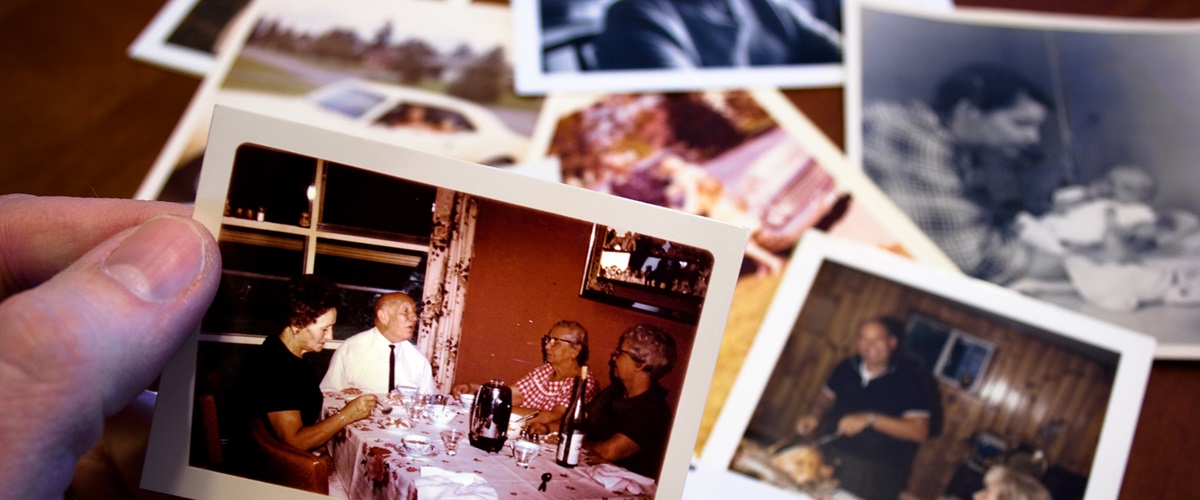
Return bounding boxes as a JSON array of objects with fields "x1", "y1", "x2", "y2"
[
  {"x1": 844, "y1": 0, "x2": 1200, "y2": 357},
  {"x1": 696, "y1": 232, "x2": 1155, "y2": 500},
  {"x1": 142, "y1": 106, "x2": 748, "y2": 499}
]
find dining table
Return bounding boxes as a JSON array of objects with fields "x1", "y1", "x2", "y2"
[{"x1": 322, "y1": 391, "x2": 654, "y2": 499}]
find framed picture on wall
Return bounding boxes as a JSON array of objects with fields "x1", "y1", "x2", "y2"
[
  {"x1": 580, "y1": 224, "x2": 712, "y2": 323},
  {"x1": 902, "y1": 313, "x2": 996, "y2": 393},
  {"x1": 691, "y1": 231, "x2": 1155, "y2": 500},
  {"x1": 142, "y1": 106, "x2": 749, "y2": 499}
]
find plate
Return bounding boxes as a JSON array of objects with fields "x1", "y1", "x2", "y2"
[{"x1": 397, "y1": 443, "x2": 441, "y2": 459}]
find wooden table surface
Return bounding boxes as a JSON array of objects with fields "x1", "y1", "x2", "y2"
[{"x1": 2, "y1": 1, "x2": 1197, "y2": 498}]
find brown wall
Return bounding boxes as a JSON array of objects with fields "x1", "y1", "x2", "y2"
[
  {"x1": 453, "y1": 198, "x2": 698, "y2": 409},
  {"x1": 745, "y1": 263, "x2": 1115, "y2": 499}
]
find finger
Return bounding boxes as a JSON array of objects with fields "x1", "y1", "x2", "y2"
[
  {"x1": 0, "y1": 195, "x2": 192, "y2": 299},
  {"x1": 0, "y1": 215, "x2": 220, "y2": 499}
]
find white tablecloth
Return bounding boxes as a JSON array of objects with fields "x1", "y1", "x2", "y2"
[{"x1": 322, "y1": 392, "x2": 652, "y2": 499}]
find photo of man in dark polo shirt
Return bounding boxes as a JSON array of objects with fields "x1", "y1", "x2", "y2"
[{"x1": 794, "y1": 316, "x2": 941, "y2": 500}]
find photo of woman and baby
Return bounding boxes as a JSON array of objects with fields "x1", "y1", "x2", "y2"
[{"x1": 853, "y1": 5, "x2": 1200, "y2": 352}]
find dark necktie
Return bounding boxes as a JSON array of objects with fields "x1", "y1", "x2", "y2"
[{"x1": 389, "y1": 344, "x2": 396, "y2": 393}]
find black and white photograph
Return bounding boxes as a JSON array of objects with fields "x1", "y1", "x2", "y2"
[
  {"x1": 694, "y1": 231, "x2": 1155, "y2": 500},
  {"x1": 513, "y1": 0, "x2": 858, "y2": 94},
  {"x1": 142, "y1": 106, "x2": 748, "y2": 499},
  {"x1": 844, "y1": 0, "x2": 1200, "y2": 357},
  {"x1": 135, "y1": 0, "x2": 544, "y2": 204},
  {"x1": 127, "y1": 0, "x2": 251, "y2": 76}
]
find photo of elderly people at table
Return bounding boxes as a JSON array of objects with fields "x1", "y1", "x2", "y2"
[
  {"x1": 186, "y1": 144, "x2": 704, "y2": 498},
  {"x1": 856, "y1": 6, "x2": 1200, "y2": 348},
  {"x1": 729, "y1": 261, "x2": 1120, "y2": 500}
]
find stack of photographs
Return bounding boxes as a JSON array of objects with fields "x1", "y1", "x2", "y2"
[{"x1": 129, "y1": 0, "x2": 1183, "y2": 498}]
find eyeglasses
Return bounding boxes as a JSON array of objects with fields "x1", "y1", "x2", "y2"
[
  {"x1": 612, "y1": 347, "x2": 643, "y2": 364},
  {"x1": 542, "y1": 336, "x2": 580, "y2": 347}
]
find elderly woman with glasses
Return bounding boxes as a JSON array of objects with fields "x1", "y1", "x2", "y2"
[
  {"x1": 454, "y1": 320, "x2": 598, "y2": 425},
  {"x1": 582, "y1": 324, "x2": 679, "y2": 479}
]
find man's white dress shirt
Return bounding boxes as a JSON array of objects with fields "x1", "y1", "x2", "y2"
[{"x1": 319, "y1": 327, "x2": 434, "y2": 394}]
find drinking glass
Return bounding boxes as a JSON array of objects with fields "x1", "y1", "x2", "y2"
[
  {"x1": 512, "y1": 439, "x2": 539, "y2": 468},
  {"x1": 440, "y1": 428, "x2": 465, "y2": 456},
  {"x1": 412, "y1": 394, "x2": 430, "y2": 422},
  {"x1": 427, "y1": 393, "x2": 449, "y2": 412}
]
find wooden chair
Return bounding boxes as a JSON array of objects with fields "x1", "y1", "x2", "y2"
[
  {"x1": 248, "y1": 418, "x2": 331, "y2": 495},
  {"x1": 192, "y1": 370, "x2": 227, "y2": 470},
  {"x1": 196, "y1": 392, "x2": 225, "y2": 468}
]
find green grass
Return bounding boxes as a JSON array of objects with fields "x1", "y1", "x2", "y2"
[
  {"x1": 221, "y1": 48, "x2": 541, "y2": 111},
  {"x1": 223, "y1": 58, "x2": 314, "y2": 95}
]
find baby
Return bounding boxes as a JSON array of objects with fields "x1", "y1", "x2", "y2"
[
  {"x1": 1017, "y1": 165, "x2": 1200, "y2": 312},
  {"x1": 1018, "y1": 165, "x2": 1160, "y2": 258}
]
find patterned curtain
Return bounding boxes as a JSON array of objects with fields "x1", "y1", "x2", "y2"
[{"x1": 416, "y1": 189, "x2": 478, "y2": 393}]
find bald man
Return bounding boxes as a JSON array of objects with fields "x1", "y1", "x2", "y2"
[{"x1": 320, "y1": 293, "x2": 434, "y2": 394}]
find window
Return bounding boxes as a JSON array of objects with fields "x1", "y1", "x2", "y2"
[
  {"x1": 312, "y1": 87, "x2": 386, "y2": 118},
  {"x1": 903, "y1": 314, "x2": 996, "y2": 391},
  {"x1": 373, "y1": 102, "x2": 477, "y2": 133},
  {"x1": 202, "y1": 144, "x2": 435, "y2": 341}
]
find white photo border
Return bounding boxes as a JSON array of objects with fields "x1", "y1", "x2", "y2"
[
  {"x1": 128, "y1": 0, "x2": 239, "y2": 77},
  {"x1": 142, "y1": 105, "x2": 749, "y2": 499},
  {"x1": 510, "y1": 0, "x2": 843, "y2": 94},
  {"x1": 512, "y1": 0, "x2": 957, "y2": 95},
  {"x1": 695, "y1": 230, "x2": 1155, "y2": 500}
]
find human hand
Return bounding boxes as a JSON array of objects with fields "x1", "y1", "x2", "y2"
[
  {"x1": 344, "y1": 394, "x2": 377, "y2": 422},
  {"x1": 452, "y1": 383, "x2": 475, "y2": 398},
  {"x1": 794, "y1": 415, "x2": 820, "y2": 435},
  {"x1": 0, "y1": 195, "x2": 220, "y2": 499},
  {"x1": 836, "y1": 413, "x2": 873, "y2": 437},
  {"x1": 525, "y1": 422, "x2": 551, "y2": 437},
  {"x1": 1097, "y1": 207, "x2": 1138, "y2": 263}
]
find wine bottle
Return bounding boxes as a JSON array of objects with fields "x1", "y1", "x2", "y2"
[{"x1": 555, "y1": 366, "x2": 588, "y2": 467}]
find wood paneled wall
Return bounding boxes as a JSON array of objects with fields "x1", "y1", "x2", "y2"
[{"x1": 744, "y1": 262, "x2": 1115, "y2": 499}]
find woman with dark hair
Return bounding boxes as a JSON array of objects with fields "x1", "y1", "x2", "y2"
[{"x1": 248, "y1": 274, "x2": 374, "y2": 452}]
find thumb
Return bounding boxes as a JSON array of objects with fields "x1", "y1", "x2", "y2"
[{"x1": 0, "y1": 215, "x2": 220, "y2": 499}]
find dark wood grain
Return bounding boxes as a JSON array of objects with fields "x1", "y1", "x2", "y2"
[
  {"x1": 1, "y1": 1, "x2": 1195, "y2": 498},
  {"x1": 0, "y1": 0, "x2": 198, "y2": 198}
]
